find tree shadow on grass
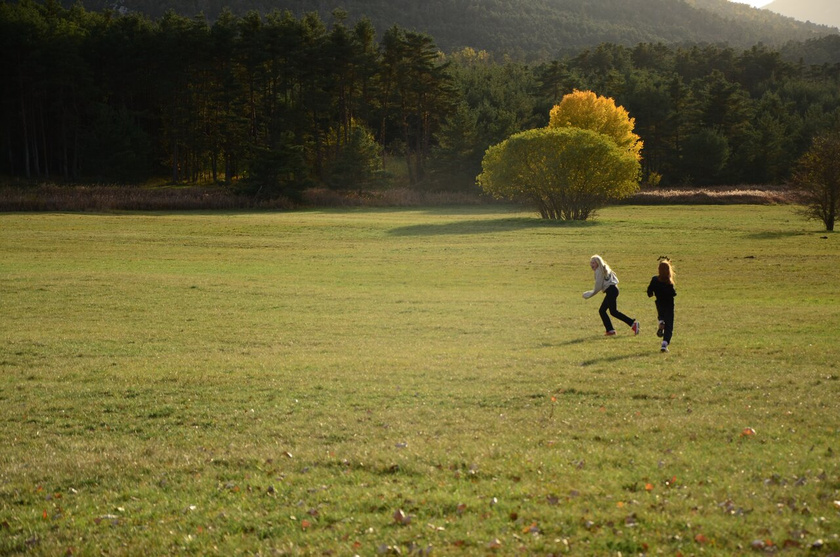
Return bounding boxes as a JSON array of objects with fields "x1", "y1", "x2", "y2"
[
  {"x1": 743, "y1": 231, "x2": 809, "y2": 240},
  {"x1": 580, "y1": 351, "x2": 652, "y2": 367},
  {"x1": 388, "y1": 217, "x2": 599, "y2": 237}
]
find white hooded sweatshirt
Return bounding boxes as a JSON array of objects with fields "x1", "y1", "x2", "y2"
[{"x1": 583, "y1": 260, "x2": 618, "y2": 299}]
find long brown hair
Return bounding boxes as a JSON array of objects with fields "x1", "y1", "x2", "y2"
[{"x1": 658, "y1": 258, "x2": 675, "y2": 285}]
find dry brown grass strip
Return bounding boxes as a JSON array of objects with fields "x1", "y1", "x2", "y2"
[
  {"x1": 0, "y1": 183, "x2": 795, "y2": 212},
  {"x1": 626, "y1": 186, "x2": 794, "y2": 205}
]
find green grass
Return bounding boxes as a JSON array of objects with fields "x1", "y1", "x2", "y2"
[{"x1": 1, "y1": 205, "x2": 838, "y2": 556}]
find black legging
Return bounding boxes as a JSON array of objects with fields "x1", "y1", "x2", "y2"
[
  {"x1": 656, "y1": 300, "x2": 674, "y2": 343},
  {"x1": 599, "y1": 285, "x2": 635, "y2": 331}
]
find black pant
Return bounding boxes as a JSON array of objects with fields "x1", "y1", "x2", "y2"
[
  {"x1": 656, "y1": 301, "x2": 674, "y2": 343},
  {"x1": 599, "y1": 285, "x2": 635, "y2": 331}
]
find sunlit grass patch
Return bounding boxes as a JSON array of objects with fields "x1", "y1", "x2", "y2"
[{"x1": 1, "y1": 205, "x2": 838, "y2": 555}]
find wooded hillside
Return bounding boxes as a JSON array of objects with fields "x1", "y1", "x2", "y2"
[{"x1": 60, "y1": 0, "x2": 837, "y2": 57}]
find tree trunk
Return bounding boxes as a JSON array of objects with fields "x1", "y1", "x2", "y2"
[
  {"x1": 19, "y1": 79, "x2": 32, "y2": 179},
  {"x1": 37, "y1": 103, "x2": 48, "y2": 180}
]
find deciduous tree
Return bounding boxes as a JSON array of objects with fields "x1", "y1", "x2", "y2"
[
  {"x1": 791, "y1": 132, "x2": 840, "y2": 231},
  {"x1": 477, "y1": 127, "x2": 640, "y2": 220}
]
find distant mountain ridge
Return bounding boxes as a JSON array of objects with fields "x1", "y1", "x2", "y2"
[
  {"x1": 73, "y1": 0, "x2": 837, "y2": 57},
  {"x1": 763, "y1": 0, "x2": 840, "y2": 30}
]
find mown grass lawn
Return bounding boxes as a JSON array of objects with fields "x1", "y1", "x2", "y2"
[{"x1": 1, "y1": 205, "x2": 838, "y2": 556}]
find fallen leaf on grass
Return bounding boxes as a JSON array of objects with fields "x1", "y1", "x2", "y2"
[
  {"x1": 741, "y1": 427, "x2": 756, "y2": 437},
  {"x1": 487, "y1": 538, "x2": 502, "y2": 549},
  {"x1": 521, "y1": 521, "x2": 539, "y2": 534},
  {"x1": 300, "y1": 519, "x2": 311, "y2": 530},
  {"x1": 393, "y1": 509, "x2": 411, "y2": 525},
  {"x1": 694, "y1": 534, "x2": 708, "y2": 544},
  {"x1": 645, "y1": 483, "x2": 655, "y2": 492},
  {"x1": 718, "y1": 499, "x2": 746, "y2": 516},
  {"x1": 751, "y1": 539, "x2": 774, "y2": 550}
]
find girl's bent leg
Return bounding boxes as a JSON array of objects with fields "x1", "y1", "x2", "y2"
[{"x1": 605, "y1": 286, "x2": 635, "y2": 327}]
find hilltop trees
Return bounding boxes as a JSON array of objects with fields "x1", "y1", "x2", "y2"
[{"x1": 477, "y1": 92, "x2": 641, "y2": 220}]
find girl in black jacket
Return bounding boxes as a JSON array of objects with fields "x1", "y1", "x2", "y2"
[{"x1": 647, "y1": 257, "x2": 677, "y2": 352}]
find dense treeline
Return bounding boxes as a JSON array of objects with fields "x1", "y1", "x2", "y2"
[
  {"x1": 55, "y1": 0, "x2": 837, "y2": 56},
  {"x1": 2, "y1": 0, "x2": 840, "y2": 193},
  {"x1": 1, "y1": 0, "x2": 455, "y2": 195},
  {"x1": 449, "y1": 41, "x2": 840, "y2": 187}
]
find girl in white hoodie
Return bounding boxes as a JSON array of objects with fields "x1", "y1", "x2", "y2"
[{"x1": 583, "y1": 255, "x2": 640, "y2": 336}]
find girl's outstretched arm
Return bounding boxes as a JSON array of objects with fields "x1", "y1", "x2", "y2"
[{"x1": 583, "y1": 268, "x2": 604, "y2": 299}]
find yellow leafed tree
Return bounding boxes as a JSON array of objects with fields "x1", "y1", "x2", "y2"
[
  {"x1": 478, "y1": 90, "x2": 643, "y2": 220},
  {"x1": 477, "y1": 127, "x2": 640, "y2": 220},
  {"x1": 548, "y1": 90, "x2": 643, "y2": 161}
]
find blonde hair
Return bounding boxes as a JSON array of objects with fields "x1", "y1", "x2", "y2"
[
  {"x1": 591, "y1": 255, "x2": 613, "y2": 276},
  {"x1": 658, "y1": 258, "x2": 675, "y2": 285}
]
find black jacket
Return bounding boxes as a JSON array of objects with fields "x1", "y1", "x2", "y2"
[{"x1": 647, "y1": 276, "x2": 676, "y2": 306}]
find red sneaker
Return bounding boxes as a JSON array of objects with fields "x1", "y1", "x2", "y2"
[
  {"x1": 605, "y1": 330, "x2": 617, "y2": 336},
  {"x1": 632, "y1": 321, "x2": 640, "y2": 335}
]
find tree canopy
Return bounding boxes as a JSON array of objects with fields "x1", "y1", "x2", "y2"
[{"x1": 548, "y1": 90, "x2": 643, "y2": 160}]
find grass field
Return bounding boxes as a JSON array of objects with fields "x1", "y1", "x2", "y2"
[{"x1": 1, "y1": 205, "x2": 838, "y2": 556}]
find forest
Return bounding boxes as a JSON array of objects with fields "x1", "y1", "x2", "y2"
[{"x1": 2, "y1": 0, "x2": 840, "y2": 196}]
